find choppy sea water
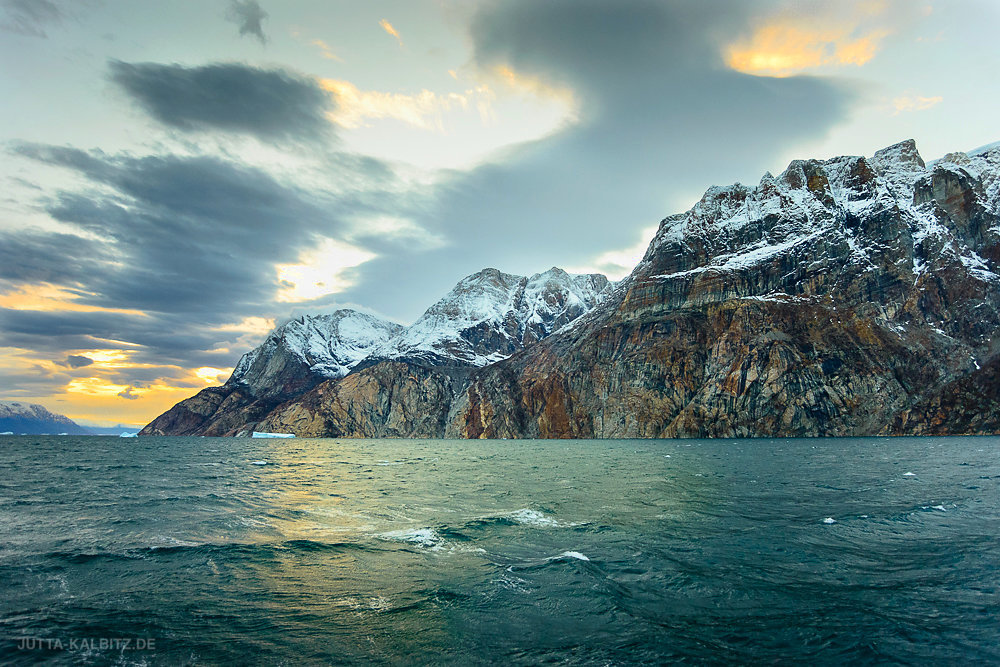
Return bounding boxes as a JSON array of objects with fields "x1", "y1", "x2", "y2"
[{"x1": 1, "y1": 435, "x2": 999, "y2": 665}]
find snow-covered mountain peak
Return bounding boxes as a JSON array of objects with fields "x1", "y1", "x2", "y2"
[
  {"x1": 0, "y1": 401, "x2": 49, "y2": 419},
  {"x1": 872, "y1": 138, "x2": 925, "y2": 173},
  {"x1": 629, "y1": 138, "x2": 1000, "y2": 318},
  {"x1": 227, "y1": 309, "x2": 403, "y2": 395},
  {"x1": 368, "y1": 267, "x2": 612, "y2": 366},
  {"x1": 0, "y1": 401, "x2": 89, "y2": 434}
]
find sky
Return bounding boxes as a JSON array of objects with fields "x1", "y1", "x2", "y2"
[{"x1": 1, "y1": 0, "x2": 997, "y2": 427}]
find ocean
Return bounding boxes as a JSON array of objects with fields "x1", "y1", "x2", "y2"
[{"x1": 1, "y1": 435, "x2": 998, "y2": 665}]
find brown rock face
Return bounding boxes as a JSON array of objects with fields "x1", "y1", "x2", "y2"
[
  {"x1": 143, "y1": 140, "x2": 1000, "y2": 439},
  {"x1": 446, "y1": 141, "x2": 1000, "y2": 438},
  {"x1": 256, "y1": 362, "x2": 468, "y2": 438}
]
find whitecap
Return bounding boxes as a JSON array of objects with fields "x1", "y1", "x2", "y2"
[
  {"x1": 822, "y1": 517, "x2": 837, "y2": 524},
  {"x1": 378, "y1": 527, "x2": 441, "y2": 548},
  {"x1": 555, "y1": 551, "x2": 590, "y2": 561},
  {"x1": 931, "y1": 505, "x2": 947, "y2": 511},
  {"x1": 506, "y1": 509, "x2": 561, "y2": 527}
]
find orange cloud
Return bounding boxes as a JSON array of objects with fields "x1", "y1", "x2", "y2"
[
  {"x1": 491, "y1": 65, "x2": 576, "y2": 108},
  {"x1": 1, "y1": 339, "x2": 241, "y2": 428},
  {"x1": 379, "y1": 19, "x2": 402, "y2": 45},
  {"x1": 0, "y1": 283, "x2": 148, "y2": 317},
  {"x1": 310, "y1": 38, "x2": 343, "y2": 62},
  {"x1": 54, "y1": 373, "x2": 228, "y2": 427},
  {"x1": 725, "y1": 2, "x2": 898, "y2": 77},
  {"x1": 319, "y1": 78, "x2": 496, "y2": 131}
]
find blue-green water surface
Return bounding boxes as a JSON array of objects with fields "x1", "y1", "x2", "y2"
[{"x1": 1, "y1": 435, "x2": 998, "y2": 665}]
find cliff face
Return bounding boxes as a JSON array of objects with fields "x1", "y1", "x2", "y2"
[
  {"x1": 445, "y1": 140, "x2": 1000, "y2": 437},
  {"x1": 143, "y1": 140, "x2": 1000, "y2": 439},
  {"x1": 140, "y1": 310, "x2": 403, "y2": 436},
  {"x1": 142, "y1": 268, "x2": 611, "y2": 436}
]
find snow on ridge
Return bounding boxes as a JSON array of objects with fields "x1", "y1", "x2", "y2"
[
  {"x1": 638, "y1": 138, "x2": 1000, "y2": 288},
  {"x1": 226, "y1": 268, "x2": 613, "y2": 384},
  {"x1": 228, "y1": 309, "x2": 403, "y2": 387},
  {"x1": 0, "y1": 401, "x2": 55, "y2": 419},
  {"x1": 367, "y1": 266, "x2": 612, "y2": 367}
]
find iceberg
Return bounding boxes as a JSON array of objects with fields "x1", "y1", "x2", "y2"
[
  {"x1": 119, "y1": 432, "x2": 139, "y2": 438},
  {"x1": 251, "y1": 431, "x2": 295, "y2": 439}
]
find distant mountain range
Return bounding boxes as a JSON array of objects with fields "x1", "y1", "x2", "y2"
[
  {"x1": 0, "y1": 402, "x2": 90, "y2": 435},
  {"x1": 143, "y1": 139, "x2": 1000, "y2": 438},
  {"x1": 0, "y1": 401, "x2": 139, "y2": 435}
]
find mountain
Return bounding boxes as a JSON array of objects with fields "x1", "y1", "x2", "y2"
[
  {"x1": 444, "y1": 140, "x2": 1000, "y2": 437},
  {"x1": 146, "y1": 139, "x2": 1000, "y2": 439},
  {"x1": 0, "y1": 402, "x2": 91, "y2": 435},
  {"x1": 364, "y1": 267, "x2": 612, "y2": 367},
  {"x1": 228, "y1": 310, "x2": 404, "y2": 397},
  {"x1": 141, "y1": 269, "x2": 612, "y2": 436},
  {"x1": 140, "y1": 309, "x2": 402, "y2": 436}
]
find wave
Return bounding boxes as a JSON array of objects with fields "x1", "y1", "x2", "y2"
[
  {"x1": 461, "y1": 508, "x2": 582, "y2": 530},
  {"x1": 41, "y1": 538, "x2": 367, "y2": 564}
]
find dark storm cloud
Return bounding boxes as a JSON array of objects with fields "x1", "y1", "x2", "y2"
[
  {"x1": 3, "y1": 141, "x2": 405, "y2": 394},
  {"x1": 108, "y1": 61, "x2": 332, "y2": 142},
  {"x1": 0, "y1": 229, "x2": 111, "y2": 284},
  {"x1": 338, "y1": 0, "x2": 858, "y2": 318},
  {"x1": 14, "y1": 143, "x2": 344, "y2": 314},
  {"x1": 0, "y1": 0, "x2": 61, "y2": 38},
  {"x1": 63, "y1": 355, "x2": 93, "y2": 368},
  {"x1": 226, "y1": 0, "x2": 268, "y2": 44}
]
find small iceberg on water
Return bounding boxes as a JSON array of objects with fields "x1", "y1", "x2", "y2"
[
  {"x1": 251, "y1": 431, "x2": 295, "y2": 439},
  {"x1": 119, "y1": 432, "x2": 138, "y2": 438}
]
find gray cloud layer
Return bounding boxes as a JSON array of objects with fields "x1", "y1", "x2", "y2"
[
  {"x1": 108, "y1": 61, "x2": 333, "y2": 142},
  {"x1": 4, "y1": 141, "x2": 400, "y2": 382},
  {"x1": 335, "y1": 0, "x2": 856, "y2": 315}
]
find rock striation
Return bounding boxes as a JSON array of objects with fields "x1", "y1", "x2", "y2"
[
  {"x1": 144, "y1": 140, "x2": 1000, "y2": 438},
  {"x1": 447, "y1": 140, "x2": 1000, "y2": 437},
  {"x1": 141, "y1": 269, "x2": 612, "y2": 436}
]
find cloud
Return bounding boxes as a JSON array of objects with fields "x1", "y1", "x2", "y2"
[
  {"x1": 332, "y1": 0, "x2": 859, "y2": 318},
  {"x1": 319, "y1": 78, "x2": 494, "y2": 131},
  {"x1": 108, "y1": 61, "x2": 333, "y2": 143},
  {"x1": 275, "y1": 237, "x2": 376, "y2": 303},
  {"x1": 226, "y1": 0, "x2": 268, "y2": 44},
  {"x1": 3, "y1": 141, "x2": 413, "y2": 391},
  {"x1": 1, "y1": 0, "x2": 61, "y2": 38},
  {"x1": 727, "y1": 25, "x2": 889, "y2": 77},
  {"x1": 893, "y1": 94, "x2": 942, "y2": 115},
  {"x1": 379, "y1": 18, "x2": 402, "y2": 45},
  {"x1": 117, "y1": 386, "x2": 140, "y2": 400},
  {"x1": 724, "y1": 1, "x2": 919, "y2": 77},
  {"x1": 63, "y1": 355, "x2": 93, "y2": 368},
  {"x1": 310, "y1": 39, "x2": 343, "y2": 62}
]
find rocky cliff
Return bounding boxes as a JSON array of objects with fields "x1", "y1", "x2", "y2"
[
  {"x1": 142, "y1": 268, "x2": 612, "y2": 436},
  {"x1": 140, "y1": 310, "x2": 403, "y2": 436},
  {"x1": 446, "y1": 140, "x2": 1000, "y2": 437},
  {"x1": 145, "y1": 140, "x2": 1000, "y2": 438}
]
